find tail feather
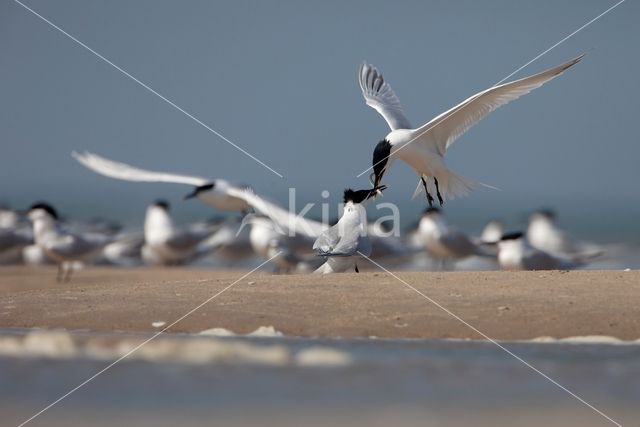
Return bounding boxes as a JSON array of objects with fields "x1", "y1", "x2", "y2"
[
  {"x1": 440, "y1": 170, "x2": 476, "y2": 200},
  {"x1": 413, "y1": 170, "x2": 500, "y2": 201}
]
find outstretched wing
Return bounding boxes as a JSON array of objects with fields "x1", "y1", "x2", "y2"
[
  {"x1": 412, "y1": 55, "x2": 584, "y2": 156},
  {"x1": 359, "y1": 63, "x2": 412, "y2": 131},
  {"x1": 72, "y1": 151, "x2": 209, "y2": 186},
  {"x1": 227, "y1": 187, "x2": 327, "y2": 239}
]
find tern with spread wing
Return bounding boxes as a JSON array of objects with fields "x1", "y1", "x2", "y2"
[
  {"x1": 72, "y1": 151, "x2": 249, "y2": 212},
  {"x1": 360, "y1": 55, "x2": 584, "y2": 206},
  {"x1": 226, "y1": 185, "x2": 417, "y2": 267}
]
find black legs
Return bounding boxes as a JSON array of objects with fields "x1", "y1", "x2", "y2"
[
  {"x1": 421, "y1": 177, "x2": 434, "y2": 207},
  {"x1": 422, "y1": 176, "x2": 444, "y2": 207},
  {"x1": 434, "y1": 177, "x2": 444, "y2": 206}
]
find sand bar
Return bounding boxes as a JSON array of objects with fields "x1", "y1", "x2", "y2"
[{"x1": 0, "y1": 266, "x2": 638, "y2": 340}]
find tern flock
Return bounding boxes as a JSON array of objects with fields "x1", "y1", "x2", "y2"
[{"x1": 4, "y1": 55, "x2": 612, "y2": 280}]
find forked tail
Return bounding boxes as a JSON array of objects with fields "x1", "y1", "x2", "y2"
[{"x1": 412, "y1": 169, "x2": 498, "y2": 201}]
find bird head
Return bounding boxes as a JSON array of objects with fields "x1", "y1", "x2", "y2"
[
  {"x1": 343, "y1": 185, "x2": 387, "y2": 205},
  {"x1": 27, "y1": 202, "x2": 58, "y2": 222},
  {"x1": 184, "y1": 183, "x2": 215, "y2": 200},
  {"x1": 371, "y1": 139, "x2": 392, "y2": 189},
  {"x1": 152, "y1": 200, "x2": 171, "y2": 211}
]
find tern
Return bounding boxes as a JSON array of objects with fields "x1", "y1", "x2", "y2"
[
  {"x1": 526, "y1": 209, "x2": 602, "y2": 259},
  {"x1": 0, "y1": 208, "x2": 33, "y2": 265},
  {"x1": 72, "y1": 151, "x2": 250, "y2": 212},
  {"x1": 480, "y1": 219, "x2": 505, "y2": 244},
  {"x1": 142, "y1": 200, "x2": 220, "y2": 265},
  {"x1": 496, "y1": 231, "x2": 584, "y2": 271},
  {"x1": 360, "y1": 55, "x2": 584, "y2": 206},
  {"x1": 199, "y1": 218, "x2": 255, "y2": 266},
  {"x1": 418, "y1": 208, "x2": 493, "y2": 269},
  {"x1": 238, "y1": 214, "x2": 323, "y2": 273},
  {"x1": 27, "y1": 203, "x2": 111, "y2": 281},
  {"x1": 313, "y1": 187, "x2": 382, "y2": 274},
  {"x1": 99, "y1": 232, "x2": 145, "y2": 267},
  {"x1": 226, "y1": 185, "x2": 419, "y2": 269}
]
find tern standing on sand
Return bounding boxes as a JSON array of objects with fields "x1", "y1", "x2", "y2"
[
  {"x1": 313, "y1": 187, "x2": 383, "y2": 274},
  {"x1": 142, "y1": 200, "x2": 219, "y2": 265},
  {"x1": 418, "y1": 207, "x2": 492, "y2": 269},
  {"x1": 496, "y1": 232, "x2": 584, "y2": 271},
  {"x1": 27, "y1": 203, "x2": 109, "y2": 281},
  {"x1": 359, "y1": 55, "x2": 584, "y2": 206},
  {"x1": 526, "y1": 209, "x2": 602, "y2": 259}
]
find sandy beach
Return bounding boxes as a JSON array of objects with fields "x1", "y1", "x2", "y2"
[{"x1": 1, "y1": 266, "x2": 638, "y2": 340}]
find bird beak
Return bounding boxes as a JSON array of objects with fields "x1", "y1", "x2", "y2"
[
  {"x1": 366, "y1": 185, "x2": 387, "y2": 200},
  {"x1": 374, "y1": 184, "x2": 387, "y2": 197},
  {"x1": 373, "y1": 172, "x2": 385, "y2": 190},
  {"x1": 183, "y1": 188, "x2": 198, "y2": 200}
]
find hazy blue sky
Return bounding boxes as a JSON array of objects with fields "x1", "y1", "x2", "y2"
[{"x1": 1, "y1": 0, "x2": 638, "y2": 239}]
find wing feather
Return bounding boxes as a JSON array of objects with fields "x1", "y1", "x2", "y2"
[
  {"x1": 72, "y1": 151, "x2": 209, "y2": 186},
  {"x1": 227, "y1": 188, "x2": 327, "y2": 239},
  {"x1": 412, "y1": 55, "x2": 584, "y2": 155},
  {"x1": 359, "y1": 63, "x2": 412, "y2": 130},
  {"x1": 313, "y1": 224, "x2": 341, "y2": 254}
]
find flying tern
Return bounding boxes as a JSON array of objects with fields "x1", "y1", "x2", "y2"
[
  {"x1": 72, "y1": 151, "x2": 250, "y2": 212},
  {"x1": 359, "y1": 55, "x2": 584, "y2": 206}
]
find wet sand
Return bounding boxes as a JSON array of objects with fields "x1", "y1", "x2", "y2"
[{"x1": 1, "y1": 266, "x2": 638, "y2": 340}]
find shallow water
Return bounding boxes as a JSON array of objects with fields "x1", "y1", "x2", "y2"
[{"x1": 1, "y1": 328, "x2": 638, "y2": 426}]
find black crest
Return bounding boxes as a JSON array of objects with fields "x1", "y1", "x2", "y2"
[
  {"x1": 423, "y1": 207, "x2": 441, "y2": 216},
  {"x1": 533, "y1": 208, "x2": 556, "y2": 220},
  {"x1": 29, "y1": 202, "x2": 58, "y2": 219},
  {"x1": 500, "y1": 231, "x2": 524, "y2": 241},
  {"x1": 372, "y1": 139, "x2": 392, "y2": 186},
  {"x1": 184, "y1": 182, "x2": 215, "y2": 200},
  {"x1": 153, "y1": 200, "x2": 170, "y2": 210},
  {"x1": 343, "y1": 186, "x2": 386, "y2": 204}
]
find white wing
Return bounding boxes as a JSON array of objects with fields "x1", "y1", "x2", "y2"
[
  {"x1": 359, "y1": 63, "x2": 412, "y2": 131},
  {"x1": 227, "y1": 188, "x2": 327, "y2": 239},
  {"x1": 319, "y1": 233, "x2": 362, "y2": 257},
  {"x1": 412, "y1": 55, "x2": 584, "y2": 156},
  {"x1": 72, "y1": 151, "x2": 210, "y2": 186},
  {"x1": 313, "y1": 224, "x2": 340, "y2": 253}
]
